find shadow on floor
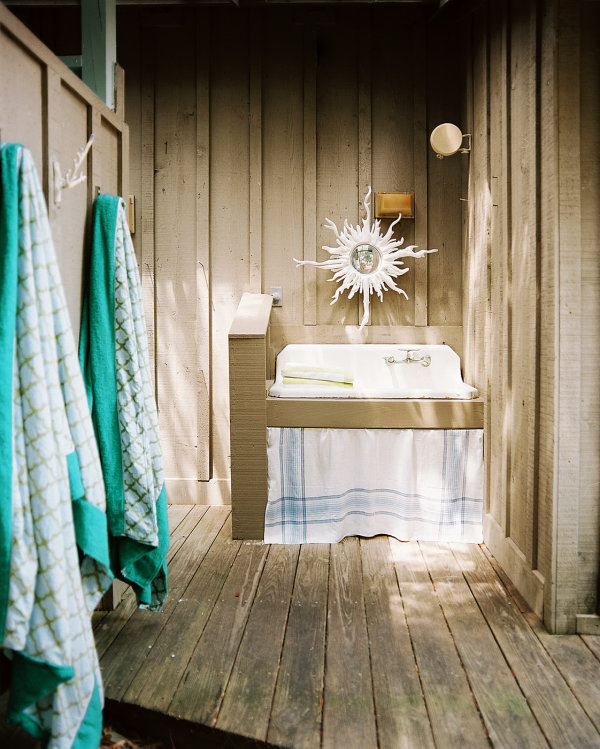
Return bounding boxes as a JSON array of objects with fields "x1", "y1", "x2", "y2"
[{"x1": 105, "y1": 700, "x2": 279, "y2": 749}]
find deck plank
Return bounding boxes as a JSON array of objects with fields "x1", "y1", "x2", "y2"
[
  {"x1": 525, "y1": 610, "x2": 600, "y2": 734},
  {"x1": 582, "y1": 635, "x2": 600, "y2": 663},
  {"x1": 123, "y1": 512, "x2": 240, "y2": 712},
  {"x1": 94, "y1": 504, "x2": 208, "y2": 660},
  {"x1": 100, "y1": 505, "x2": 225, "y2": 701},
  {"x1": 391, "y1": 538, "x2": 490, "y2": 749},
  {"x1": 268, "y1": 544, "x2": 330, "y2": 749},
  {"x1": 452, "y1": 543, "x2": 600, "y2": 749},
  {"x1": 95, "y1": 508, "x2": 600, "y2": 749},
  {"x1": 216, "y1": 544, "x2": 301, "y2": 740},
  {"x1": 322, "y1": 537, "x2": 377, "y2": 749},
  {"x1": 420, "y1": 542, "x2": 548, "y2": 749},
  {"x1": 168, "y1": 540, "x2": 269, "y2": 725},
  {"x1": 361, "y1": 536, "x2": 435, "y2": 749}
]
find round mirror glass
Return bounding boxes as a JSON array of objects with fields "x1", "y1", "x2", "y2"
[{"x1": 351, "y1": 243, "x2": 381, "y2": 274}]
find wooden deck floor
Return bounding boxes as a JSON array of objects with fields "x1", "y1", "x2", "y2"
[{"x1": 95, "y1": 505, "x2": 600, "y2": 749}]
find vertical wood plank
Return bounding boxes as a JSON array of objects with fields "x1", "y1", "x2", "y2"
[
  {"x1": 577, "y1": 0, "x2": 600, "y2": 618},
  {"x1": 209, "y1": 7, "x2": 251, "y2": 483},
  {"x1": 322, "y1": 538, "x2": 377, "y2": 749},
  {"x1": 392, "y1": 539, "x2": 490, "y2": 749},
  {"x1": 421, "y1": 543, "x2": 548, "y2": 748},
  {"x1": 357, "y1": 7, "x2": 372, "y2": 323},
  {"x1": 427, "y1": 14, "x2": 463, "y2": 328},
  {"x1": 508, "y1": 0, "x2": 538, "y2": 567},
  {"x1": 453, "y1": 542, "x2": 599, "y2": 746},
  {"x1": 316, "y1": 10, "x2": 359, "y2": 326},
  {"x1": 168, "y1": 540, "x2": 268, "y2": 725},
  {"x1": 261, "y1": 8, "x2": 304, "y2": 327},
  {"x1": 140, "y1": 21, "x2": 156, "y2": 385},
  {"x1": 101, "y1": 506, "x2": 224, "y2": 702},
  {"x1": 361, "y1": 537, "x2": 434, "y2": 749},
  {"x1": 552, "y1": 0, "x2": 582, "y2": 633},
  {"x1": 488, "y1": 0, "x2": 511, "y2": 536},
  {"x1": 123, "y1": 512, "x2": 240, "y2": 713},
  {"x1": 413, "y1": 16, "x2": 428, "y2": 327},
  {"x1": 154, "y1": 18, "x2": 199, "y2": 490},
  {"x1": 268, "y1": 544, "x2": 329, "y2": 749},
  {"x1": 249, "y1": 9, "x2": 263, "y2": 294},
  {"x1": 216, "y1": 545, "x2": 300, "y2": 740},
  {"x1": 303, "y1": 25, "x2": 317, "y2": 326},
  {"x1": 370, "y1": 6, "x2": 416, "y2": 327},
  {"x1": 196, "y1": 7, "x2": 211, "y2": 481}
]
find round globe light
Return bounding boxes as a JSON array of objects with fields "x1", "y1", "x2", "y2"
[{"x1": 430, "y1": 123, "x2": 464, "y2": 158}]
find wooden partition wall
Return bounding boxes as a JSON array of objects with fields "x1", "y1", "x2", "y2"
[
  {"x1": 114, "y1": 4, "x2": 466, "y2": 508},
  {"x1": 0, "y1": 3, "x2": 128, "y2": 337},
  {"x1": 459, "y1": 0, "x2": 600, "y2": 633}
]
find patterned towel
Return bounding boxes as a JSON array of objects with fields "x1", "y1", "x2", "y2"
[
  {"x1": 0, "y1": 144, "x2": 112, "y2": 747},
  {"x1": 79, "y1": 195, "x2": 169, "y2": 611}
]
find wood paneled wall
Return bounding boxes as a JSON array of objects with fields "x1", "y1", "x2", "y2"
[
  {"x1": 460, "y1": 0, "x2": 600, "y2": 633},
  {"x1": 0, "y1": 4, "x2": 128, "y2": 337},
  {"x1": 117, "y1": 5, "x2": 465, "y2": 506}
]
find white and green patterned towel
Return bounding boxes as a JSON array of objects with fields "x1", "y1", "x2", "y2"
[
  {"x1": 79, "y1": 195, "x2": 168, "y2": 611},
  {"x1": 0, "y1": 144, "x2": 112, "y2": 747}
]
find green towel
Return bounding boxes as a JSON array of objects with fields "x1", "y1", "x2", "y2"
[
  {"x1": 0, "y1": 144, "x2": 19, "y2": 638},
  {"x1": 0, "y1": 144, "x2": 111, "y2": 748},
  {"x1": 282, "y1": 376, "x2": 353, "y2": 388},
  {"x1": 80, "y1": 194, "x2": 169, "y2": 610}
]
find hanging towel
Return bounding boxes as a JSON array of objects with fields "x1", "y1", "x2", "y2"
[
  {"x1": 0, "y1": 144, "x2": 112, "y2": 748},
  {"x1": 79, "y1": 194, "x2": 169, "y2": 611}
]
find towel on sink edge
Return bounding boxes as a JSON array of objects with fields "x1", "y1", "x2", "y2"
[
  {"x1": 79, "y1": 194, "x2": 169, "y2": 611},
  {"x1": 0, "y1": 143, "x2": 112, "y2": 748}
]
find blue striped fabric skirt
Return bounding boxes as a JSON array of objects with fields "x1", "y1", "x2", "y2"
[{"x1": 264, "y1": 428, "x2": 484, "y2": 544}]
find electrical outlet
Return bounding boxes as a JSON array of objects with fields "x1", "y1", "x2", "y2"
[{"x1": 270, "y1": 286, "x2": 283, "y2": 307}]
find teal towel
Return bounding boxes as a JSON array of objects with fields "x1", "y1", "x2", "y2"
[
  {"x1": 80, "y1": 194, "x2": 169, "y2": 610},
  {"x1": 0, "y1": 144, "x2": 111, "y2": 748}
]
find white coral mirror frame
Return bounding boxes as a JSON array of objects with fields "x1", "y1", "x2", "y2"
[{"x1": 293, "y1": 187, "x2": 437, "y2": 330}]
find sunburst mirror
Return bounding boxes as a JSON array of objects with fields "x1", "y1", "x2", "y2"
[{"x1": 293, "y1": 187, "x2": 438, "y2": 330}]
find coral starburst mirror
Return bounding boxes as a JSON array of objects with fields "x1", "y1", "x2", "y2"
[{"x1": 294, "y1": 187, "x2": 437, "y2": 330}]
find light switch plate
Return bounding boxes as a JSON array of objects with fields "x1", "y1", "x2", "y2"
[{"x1": 270, "y1": 286, "x2": 282, "y2": 307}]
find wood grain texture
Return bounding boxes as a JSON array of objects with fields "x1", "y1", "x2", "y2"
[
  {"x1": 216, "y1": 544, "x2": 300, "y2": 740},
  {"x1": 100, "y1": 506, "x2": 220, "y2": 701},
  {"x1": 267, "y1": 395, "x2": 484, "y2": 429},
  {"x1": 322, "y1": 538, "x2": 377, "y2": 749},
  {"x1": 229, "y1": 296, "x2": 271, "y2": 538},
  {"x1": 168, "y1": 540, "x2": 268, "y2": 725},
  {"x1": 96, "y1": 505, "x2": 600, "y2": 749},
  {"x1": 421, "y1": 542, "x2": 548, "y2": 748},
  {"x1": 361, "y1": 537, "x2": 434, "y2": 749},
  {"x1": 153, "y1": 20, "x2": 199, "y2": 485},
  {"x1": 315, "y1": 10, "x2": 359, "y2": 326},
  {"x1": 261, "y1": 9, "x2": 304, "y2": 326},
  {"x1": 392, "y1": 539, "x2": 490, "y2": 749},
  {"x1": 196, "y1": 8, "x2": 211, "y2": 481},
  {"x1": 453, "y1": 542, "x2": 599, "y2": 748},
  {"x1": 268, "y1": 543, "x2": 329, "y2": 749},
  {"x1": 578, "y1": 1, "x2": 600, "y2": 618},
  {"x1": 125, "y1": 511, "x2": 239, "y2": 713}
]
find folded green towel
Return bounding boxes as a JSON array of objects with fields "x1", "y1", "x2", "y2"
[
  {"x1": 283, "y1": 376, "x2": 353, "y2": 388},
  {"x1": 281, "y1": 362, "x2": 353, "y2": 384}
]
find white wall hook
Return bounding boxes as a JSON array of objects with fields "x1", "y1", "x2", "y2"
[{"x1": 53, "y1": 133, "x2": 95, "y2": 205}]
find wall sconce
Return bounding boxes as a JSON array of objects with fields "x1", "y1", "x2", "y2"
[{"x1": 430, "y1": 123, "x2": 471, "y2": 159}]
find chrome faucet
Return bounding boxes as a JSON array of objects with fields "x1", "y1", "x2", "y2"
[{"x1": 383, "y1": 349, "x2": 431, "y2": 367}]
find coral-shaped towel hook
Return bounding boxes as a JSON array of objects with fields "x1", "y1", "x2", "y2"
[
  {"x1": 52, "y1": 133, "x2": 95, "y2": 206},
  {"x1": 293, "y1": 187, "x2": 438, "y2": 330}
]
